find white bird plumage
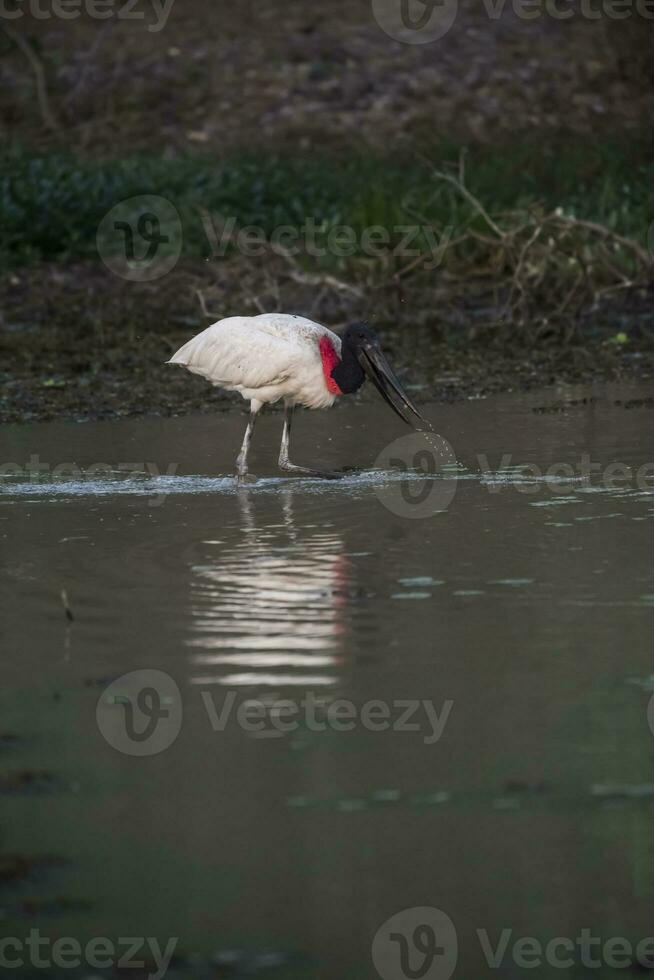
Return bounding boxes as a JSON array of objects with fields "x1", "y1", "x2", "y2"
[
  {"x1": 168, "y1": 312, "x2": 425, "y2": 481},
  {"x1": 168, "y1": 313, "x2": 340, "y2": 411}
]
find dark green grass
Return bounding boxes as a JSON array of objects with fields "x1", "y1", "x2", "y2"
[{"x1": 1, "y1": 139, "x2": 653, "y2": 271}]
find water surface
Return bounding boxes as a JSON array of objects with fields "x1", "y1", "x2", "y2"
[{"x1": 1, "y1": 383, "x2": 654, "y2": 978}]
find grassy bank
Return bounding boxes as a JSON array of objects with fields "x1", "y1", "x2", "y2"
[
  {"x1": 1, "y1": 139, "x2": 653, "y2": 424},
  {"x1": 3, "y1": 140, "x2": 654, "y2": 270}
]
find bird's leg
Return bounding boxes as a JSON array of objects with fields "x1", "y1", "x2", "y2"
[
  {"x1": 278, "y1": 402, "x2": 343, "y2": 479},
  {"x1": 278, "y1": 402, "x2": 294, "y2": 470},
  {"x1": 236, "y1": 401, "x2": 261, "y2": 483}
]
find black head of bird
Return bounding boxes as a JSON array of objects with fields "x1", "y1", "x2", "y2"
[{"x1": 332, "y1": 322, "x2": 428, "y2": 428}]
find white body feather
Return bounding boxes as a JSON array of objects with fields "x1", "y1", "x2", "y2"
[{"x1": 167, "y1": 313, "x2": 341, "y2": 410}]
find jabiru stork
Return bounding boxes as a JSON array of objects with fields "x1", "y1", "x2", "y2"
[{"x1": 167, "y1": 313, "x2": 426, "y2": 481}]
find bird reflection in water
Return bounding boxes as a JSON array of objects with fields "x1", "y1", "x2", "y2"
[{"x1": 186, "y1": 486, "x2": 349, "y2": 690}]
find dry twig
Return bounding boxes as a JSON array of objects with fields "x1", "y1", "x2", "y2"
[{"x1": 2, "y1": 24, "x2": 61, "y2": 134}]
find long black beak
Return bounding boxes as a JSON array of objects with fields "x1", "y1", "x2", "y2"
[{"x1": 358, "y1": 343, "x2": 429, "y2": 428}]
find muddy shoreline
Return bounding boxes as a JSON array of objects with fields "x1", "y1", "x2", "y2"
[
  {"x1": 3, "y1": 332, "x2": 652, "y2": 426},
  {"x1": 1, "y1": 261, "x2": 651, "y2": 425}
]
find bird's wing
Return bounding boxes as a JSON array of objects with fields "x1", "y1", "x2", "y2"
[
  {"x1": 167, "y1": 315, "x2": 308, "y2": 389},
  {"x1": 248, "y1": 313, "x2": 341, "y2": 355}
]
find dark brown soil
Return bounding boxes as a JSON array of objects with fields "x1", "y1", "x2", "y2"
[
  {"x1": 1, "y1": 0, "x2": 652, "y2": 155},
  {"x1": 1, "y1": 261, "x2": 651, "y2": 424}
]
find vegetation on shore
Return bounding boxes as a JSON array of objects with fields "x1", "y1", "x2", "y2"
[
  {"x1": 1, "y1": 138, "x2": 652, "y2": 424},
  {"x1": 3, "y1": 139, "x2": 653, "y2": 267}
]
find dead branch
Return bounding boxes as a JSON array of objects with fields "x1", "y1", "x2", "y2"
[
  {"x1": 2, "y1": 24, "x2": 61, "y2": 134},
  {"x1": 196, "y1": 289, "x2": 221, "y2": 319},
  {"x1": 552, "y1": 215, "x2": 652, "y2": 267},
  {"x1": 426, "y1": 164, "x2": 505, "y2": 240},
  {"x1": 269, "y1": 241, "x2": 364, "y2": 299}
]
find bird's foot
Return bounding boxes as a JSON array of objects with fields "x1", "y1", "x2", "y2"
[
  {"x1": 236, "y1": 472, "x2": 258, "y2": 485},
  {"x1": 278, "y1": 461, "x2": 344, "y2": 480}
]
